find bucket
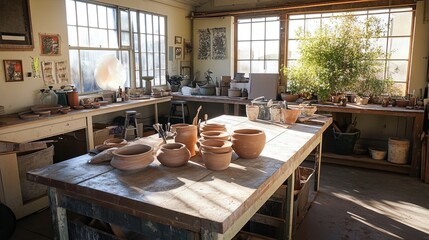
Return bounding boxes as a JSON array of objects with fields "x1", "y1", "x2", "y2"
[
  {"x1": 388, "y1": 137, "x2": 410, "y2": 164},
  {"x1": 332, "y1": 129, "x2": 360, "y2": 155}
]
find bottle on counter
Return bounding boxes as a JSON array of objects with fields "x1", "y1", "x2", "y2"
[
  {"x1": 124, "y1": 87, "x2": 129, "y2": 101},
  {"x1": 116, "y1": 86, "x2": 123, "y2": 102}
]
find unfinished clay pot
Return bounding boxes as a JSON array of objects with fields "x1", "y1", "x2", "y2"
[
  {"x1": 111, "y1": 144, "x2": 154, "y2": 171},
  {"x1": 231, "y1": 129, "x2": 266, "y2": 159},
  {"x1": 200, "y1": 123, "x2": 227, "y2": 132},
  {"x1": 281, "y1": 107, "x2": 301, "y2": 124},
  {"x1": 199, "y1": 139, "x2": 232, "y2": 154},
  {"x1": 200, "y1": 131, "x2": 230, "y2": 141},
  {"x1": 246, "y1": 104, "x2": 260, "y2": 121},
  {"x1": 156, "y1": 143, "x2": 190, "y2": 167},
  {"x1": 174, "y1": 124, "x2": 198, "y2": 156},
  {"x1": 201, "y1": 149, "x2": 232, "y2": 171}
]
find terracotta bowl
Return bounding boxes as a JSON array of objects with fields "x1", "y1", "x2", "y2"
[
  {"x1": 200, "y1": 131, "x2": 230, "y2": 141},
  {"x1": 281, "y1": 107, "x2": 302, "y2": 124},
  {"x1": 396, "y1": 99, "x2": 409, "y2": 108},
  {"x1": 231, "y1": 129, "x2": 266, "y2": 159},
  {"x1": 281, "y1": 93, "x2": 299, "y2": 102},
  {"x1": 199, "y1": 139, "x2": 232, "y2": 154},
  {"x1": 111, "y1": 144, "x2": 154, "y2": 171},
  {"x1": 104, "y1": 138, "x2": 128, "y2": 147},
  {"x1": 369, "y1": 147, "x2": 387, "y2": 160},
  {"x1": 301, "y1": 106, "x2": 317, "y2": 117},
  {"x1": 156, "y1": 143, "x2": 190, "y2": 167},
  {"x1": 200, "y1": 123, "x2": 227, "y2": 133},
  {"x1": 170, "y1": 123, "x2": 190, "y2": 133},
  {"x1": 201, "y1": 149, "x2": 233, "y2": 171}
]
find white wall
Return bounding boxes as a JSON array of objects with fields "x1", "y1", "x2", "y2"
[
  {"x1": 0, "y1": 0, "x2": 192, "y2": 114},
  {"x1": 192, "y1": 17, "x2": 234, "y2": 82}
]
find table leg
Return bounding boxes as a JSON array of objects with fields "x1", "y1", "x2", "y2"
[
  {"x1": 154, "y1": 104, "x2": 159, "y2": 123},
  {"x1": 234, "y1": 104, "x2": 240, "y2": 116},
  {"x1": 283, "y1": 170, "x2": 295, "y2": 240},
  {"x1": 48, "y1": 188, "x2": 69, "y2": 240},
  {"x1": 412, "y1": 114, "x2": 424, "y2": 177},
  {"x1": 224, "y1": 104, "x2": 229, "y2": 115},
  {"x1": 313, "y1": 142, "x2": 322, "y2": 191}
]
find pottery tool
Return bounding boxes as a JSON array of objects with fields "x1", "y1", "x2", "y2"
[
  {"x1": 193, "y1": 105, "x2": 202, "y2": 125},
  {"x1": 153, "y1": 124, "x2": 167, "y2": 144}
]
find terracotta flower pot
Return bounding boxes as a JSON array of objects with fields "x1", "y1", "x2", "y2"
[
  {"x1": 111, "y1": 144, "x2": 154, "y2": 171},
  {"x1": 200, "y1": 131, "x2": 230, "y2": 141},
  {"x1": 199, "y1": 139, "x2": 232, "y2": 154},
  {"x1": 231, "y1": 129, "x2": 266, "y2": 159},
  {"x1": 281, "y1": 93, "x2": 299, "y2": 102},
  {"x1": 281, "y1": 107, "x2": 301, "y2": 124},
  {"x1": 156, "y1": 143, "x2": 190, "y2": 167},
  {"x1": 170, "y1": 123, "x2": 190, "y2": 133},
  {"x1": 246, "y1": 104, "x2": 260, "y2": 121},
  {"x1": 201, "y1": 149, "x2": 232, "y2": 171},
  {"x1": 174, "y1": 124, "x2": 198, "y2": 156}
]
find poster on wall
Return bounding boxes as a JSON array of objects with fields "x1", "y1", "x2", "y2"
[
  {"x1": 55, "y1": 61, "x2": 68, "y2": 83},
  {"x1": 212, "y1": 28, "x2": 226, "y2": 60},
  {"x1": 42, "y1": 61, "x2": 56, "y2": 84},
  {"x1": 3, "y1": 60, "x2": 24, "y2": 82},
  {"x1": 39, "y1": 33, "x2": 61, "y2": 56},
  {"x1": 198, "y1": 29, "x2": 211, "y2": 60}
]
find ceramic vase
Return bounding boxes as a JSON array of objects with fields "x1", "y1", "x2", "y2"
[
  {"x1": 174, "y1": 124, "x2": 198, "y2": 156},
  {"x1": 231, "y1": 129, "x2": 266, "y2": 159},
  {"x1": 156, "y1": 143, "x2": 190, "y2": 167},
  {"x1": 246, "y1": 104, "x2": 259, "y2": 121}
]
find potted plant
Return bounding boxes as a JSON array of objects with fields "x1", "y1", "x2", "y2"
[
  {"x1": 280, "y1": 64, "x2": 318, "y2": 101},
  {"x1": 285, "y1": 14, "x2": 392, "y2": 103}
]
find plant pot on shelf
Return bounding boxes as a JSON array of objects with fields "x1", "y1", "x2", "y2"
[{"x1": 281, "y1": 93, "x2": 299, "y2": 102}]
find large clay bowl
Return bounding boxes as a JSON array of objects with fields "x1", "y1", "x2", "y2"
[
  {"x1": 231, "y1": 129, "x2": 266, "y2": 159},
  {"x1": 200, "y1": 123, "x2": 227, "y2": 132},
  {"x1": 281, "y1": 107, "x2": 301, "y2": 124},
  {"x1": 156, "y1": 143, "x2": 190, "y2": 167},
  {"x1": 110, "y1": 144, "x2": 154, "y2": 171},
  {"x1": 201, "y1": 149, "x2": 233, "y2": 171},
  {"x1": 199, "y1": 139, "x2": 232, "y2": 154},
  {"x1": 200, "y1": 131, "x2": 230, "y2": 141}
]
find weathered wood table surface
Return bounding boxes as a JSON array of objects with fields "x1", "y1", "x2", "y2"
[{"x1": 28, "y1": 115, "x2": 332, "y2": 240}]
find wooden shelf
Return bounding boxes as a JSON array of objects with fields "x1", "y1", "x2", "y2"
[{"x1": 322, "y1": 152, "x2": 412, "y2": 174}]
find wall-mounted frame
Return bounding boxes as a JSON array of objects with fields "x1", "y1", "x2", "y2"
[
  {"x1": 175, "y1": 36, "x2": 182, "y2": 44},
  {"x1": 3, "y1": 60, "x2": 24, "y2": 82},
  {"x1": 39, "y1": 33, "x2": 61, "y2": 56},
  {"x1": 0, "y1": 0, "x2": 33, "y2": 50},
  {"x1": 175, "y1": 47, "x2": 182, "y2": 59}
]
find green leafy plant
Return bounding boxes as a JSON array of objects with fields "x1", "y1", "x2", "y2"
[{"x1": 285, "y1": 14, "x2": 394, "y2": 102}]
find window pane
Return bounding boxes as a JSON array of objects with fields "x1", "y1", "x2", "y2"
[
  {"x1": 69, "y1": 49, "x2": 80, "y2": 91},
  {"x1": 251, "y1": 61, "x2": 265, "y2": 73},
  {"x1": 141, "y1": 53, "x2": 147, "y2": 71},
  {"x1": 135, "y1": 70, "x2": 141, "y2": 88},
  {"x1": 387, "y1": 61, "x2": 408, "y2": 82},
  {"x1": 265, "y1": 60, "x2": 279, "y2": 73},
  {"x1": 76, "y1": 2, "x2": 87, "y2": 26},
  {"x1": 148, "y1": 53, "x2": 154, "y2": 71},
  {"x1": 288, "y1": 19, "x2": 304, "y2": 39},
  {"x1": 78, "y1": 27, "x2": 89, "y2": 46},
  {"x1": 135, "y1": 52, "x2": 140, "y2": 70},
  {"x1": 393, "y1": 82, "x2": 406, "y2": 96},
  {"x1": 287, "y1": 40, "x2": 299, "y2": 59},
  {"x1": 265, "y1": 40, "x2": 279, "y2": 59},
  {"x1": 251, "y1": 41, "x2": 264, "y2": 60},
  {"x1": 121, "y1": 10, "x2": 129, "y2": 31},
  {"x1": 154, "y1": 35, "x2": 159, "y2": 53},
  {"x1": 146, "y1": 15, "x2": 153, "y2": 34},
  {"x1": 140, "y1": 13, "x2": 146, "y2": 33},
  {"x1": 120, "y1": 51, "x2": 130, "y2": 88},
  {"x1": 237, "y1": 23, "x2": 251, "y2": 41},
  {"x1": 370, "y1": 13, "x2": 389, "y2": 36},
  {"x1": 305, "y1": 18, "x2": 320, "y2": 35},
  {"x1": 66, "y1": 0, "x2": 76, "y2": 25},
  {"x1": 147, "y1": 35, "x2": 153, "y2": 52},
  {"x1": 237, "y1": 42, "x2": 251, "y2": 59},
  {"x1": 238, "y1": 18, "x2": 251, "y2": 23},
  {"x1": 237, "y1": 61, "x2": 250, "y2": 76},
  {"x1": 266, "y1": 21, "x2": 279, "y2": 39},
  {"x1": 160, "y1": 17, "x2": 165, "y2": 36},
  {"x1": 153, "y1": 16, "x2": 159, "y2": 34},
  {"x1": 371, "y1": 38, "x2": 387, "y2": 59},
  {"x1": 89, "y1": 28, "x2": 108, "y2": 48},
  {"x1": 68, "y1": 26, "x2": 78, "y2": 46},
  {"x1": 252, "y1": 22, "x2": 265, "y2": 40},
  {"x1": 107, "y1": 8, "x2": 116, "y2": 29},
  {"x1": 388, "y1": 37, "x2": 410, "y2": 59},
  {"x1": 160, "y1": 53, "x2": 166, "y2": 69},
  {"x1": 108, "y1": 30, "x2": 118, "y2": 48},
  {"x1": 160, "y1": 36, "x2": 165, "y2": 53},
  {"x1": 131, "y1": 11, "x2": 138, "y2": 32},
  {"x1": 121, "y1": 31, "x2": 130, "y2": 46},
  {"x1": 98, "y1": 6, "x2": 107, "y2": 28},
  {"x1": 140, "y1": 34, "x2": 147, "y2": 51},
  {"x1": 390, "y1": 12, "x2": 412, "y2": 36},
  {"x1": 88, "y1": 4, "x2": 98, "y2": 27}
]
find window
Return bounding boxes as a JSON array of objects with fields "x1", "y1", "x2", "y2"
[
  {"x1": 66, "y1": 0, "x2": 166, "y2": 93},
  {"x1": 236, "y1": 16, "x2": 280, "y2": 77},
  {"x1": 287, "y1": 8, "x2": 414, "y2": 95}
]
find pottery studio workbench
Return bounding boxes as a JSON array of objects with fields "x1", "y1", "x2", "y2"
[
  {"x1": 0, "y1": 96, "x2": 171, "y2": 219},
  {"x1": 27, "y1": 114, "x2": 332, "y2": 240}
]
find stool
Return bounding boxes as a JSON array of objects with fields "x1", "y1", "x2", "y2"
[
  {"x1": 124, "y1": 110, "x2": 140, "y2": 140},
  {"x1": 168, "y1": 100, "x2": 189, "y2": 123}
]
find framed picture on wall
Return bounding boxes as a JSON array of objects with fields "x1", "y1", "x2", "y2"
[
  {"x1": 3, "y1": 60, "x2": 24, "y2": 82},
  {"x1": 175, "y1": 36, "x2": 182, "y2": 44},
  {"x1": 39, "y1": 33, "x2": 61, "y2": 55},
  {"x1": 175, "y1": 47, "x2": 182, "y2": 59}
]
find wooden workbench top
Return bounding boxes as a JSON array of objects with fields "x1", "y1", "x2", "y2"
[{"x1": 28, "y1": 115, "x2": 332, "y2": 236}]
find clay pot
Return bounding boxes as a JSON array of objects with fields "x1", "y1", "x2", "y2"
[
  {"x1": 103, "y1": 138, "x2": 127, "y2": 147},
  {"x1": 200, "y1": 123, "x2": 227, "y2": 132},
  {"x1": 281, "y1": 107, "x2": 301, "y2": 124},
  {"x1": 170, "y1": 123, "x2": 190, "y2": 133},
  {"x1": 201, "y1": 149, "x2": 233, "y2": 171},
  {"x1": 301, "y1": 106, "x2": 317, "y2": 117},
  {"x1": 174, "y1": 124, "x2": 198, "y2": 156},
  {"x1": 111, "y1": 144, "x2": 154, "y2": 171},
  {"x1": 200, "y1": 131, "x2": 230, "y2": 141},
  {"x1": 246, "y1": 104, "x2": 260, "y2": 121},
  {"x1": 281, "y1": 93, "x2": 299, "y2": 102},
  {"x1": 231, "y1": 129, "x2": 266, "y2": 159},
  {"x1": 270, "y1": 107, "x2": 281, "y2": 122},
  {"x1": 156, "y1": 143, "x2": 190, "y2": 167},
  {"x1": 199, "y1": 139, "x2": 232, "y2": 153}
]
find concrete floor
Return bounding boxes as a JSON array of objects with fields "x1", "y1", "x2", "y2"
[{"x1": 9, "y1": 163, "x2": 429, "y2": 240}]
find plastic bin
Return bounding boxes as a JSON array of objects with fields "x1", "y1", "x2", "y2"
[{"x1": 332, "y1": 128, "x2": 360, "y2": 155}]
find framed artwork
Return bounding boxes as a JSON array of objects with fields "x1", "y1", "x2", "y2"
[
  {"x1": 175, "y1": 47, "x2": 182, "y2": 59},
  {"x1": 3, "y1": 60, "x2": 24, "y2": 82},
  {"x1": 39, "y1": 33, "x2": 60, "y2": 55},
  {"x1": 175, "y1": 36, "x2": 182, "y2": 44},
  {"x1": 0, "y1": 0, "x2": 33, "y2": 50}
]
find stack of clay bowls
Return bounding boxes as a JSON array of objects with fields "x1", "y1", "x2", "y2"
[
  {"x1": 156, "y1": 143, "x2": 191, "y2": 167},
  {"x1": 231, "y1": 129, "x2": 266, "y2": 159},
  {"x1": 111, "y1": 144, "x2": 154, "y2": 171},
  {"x1": 200, "y1": 123, "x2": 227, "y2": 132},
  {"x1": 200, "y1": 131, "x2": 230, "y2": 141},
  {"x1": 199, "y1": 139, "x2": 233, "y2": 171}
]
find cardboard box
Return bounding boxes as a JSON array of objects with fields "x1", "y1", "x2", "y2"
[{"x1": 93, "y1": 123, "x2": 115, "y2": 146}]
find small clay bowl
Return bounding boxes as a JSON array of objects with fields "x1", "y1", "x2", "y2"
[
  {"x1": 301, "y1": 106, "x2": 317, "y2": 117},
  {"x1": 84, "y1": 104, "x2": 93, "y2": 109},
  {"x1": 200, "y1": 123, "x2": 227, "y2": 133},
  {"x1": 60, "y1": 108, "x2": 71, "y2": 114},
  {"x1": 281, "y1": 107, "x2": 302, "y2": 124},
  {"x1": 369, "y1": 147, "x2": 387, "y2": 160},
  {"x1": 92, "y1": 102, "x2": 101, "y2": 108},
  {"x1": 200, "y1": 131, "x2": 230, "y2": 141},
  {"x1": 156, "y1": 143, "x2": 190, "y2": 167},
  {"x1": 199, "y1": 139, "x2": 232, "y2": 154},
  {"x1": 104, "y1": 138, "x2": 127, "y2": 147},
  {"x1": 73, "y1": 105, "x2": 84, "y2": 110},
  {"x1": 38, "y1": 110, "x2": 51, "y2": 117},
  {"x1": 201, "y1": 149, "x2": 232, "y2": 171},
  {"x1": 111, "y1": 144, "x2": 154, "y2": 171},
  {"x1": 231, "y1": 129, "x2": 266, "y2": 159}
]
